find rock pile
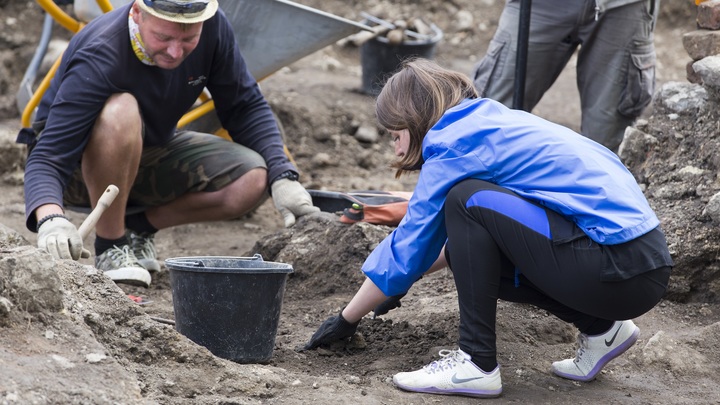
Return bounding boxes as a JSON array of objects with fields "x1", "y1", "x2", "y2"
[{"x1": 617, "y1": 1, "x2": 720, "y2": 301}]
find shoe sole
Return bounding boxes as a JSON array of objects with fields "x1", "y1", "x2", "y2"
[
  {"x1": 138, "y1": 258, "x2": 162, "y2": 273},
  {"x1": 104, "y1": 267, "x2": 152, "y2": 288},
  {"x1": 553, "y1": 326, "x2": 639, "y2": 382},
  {"x1": 393, "y1": 380, "x2": 502, "y2": 398}
]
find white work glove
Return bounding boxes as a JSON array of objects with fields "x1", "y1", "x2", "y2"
[
  {"x1": 37, "y1": 216, "x2": 88, "y2": 260},
  {"x1": 271, "y1": 178, "x2": 320, "y2": 227}
]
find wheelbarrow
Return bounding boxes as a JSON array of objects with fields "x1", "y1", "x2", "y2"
[{"x1": 18, "y1": 0, "x2": 370, "y2": 136}]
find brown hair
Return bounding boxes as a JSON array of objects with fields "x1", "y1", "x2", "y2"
[{"x1": 376, "y1": 58, "x2": 478, "y2": 178}]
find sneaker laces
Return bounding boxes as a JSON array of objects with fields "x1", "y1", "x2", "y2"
[
  {"x1": 423, "y1": 349, "x2": 466, "y2": 374},
  {"x1": 573, "y1": 334, "x2": 589, "y2": 364},
  {"x1": 103, "y1": 245, "x2": 141, "y2": 268},
  {"x1": 129, "y1": 231, "x2": 157, "y2": 260}
]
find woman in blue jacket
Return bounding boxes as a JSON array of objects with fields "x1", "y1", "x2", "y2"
[{"x1": 304, "y1": 59, "x2": 672, "y2": 398}]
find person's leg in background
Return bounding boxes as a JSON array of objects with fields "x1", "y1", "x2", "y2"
[
  {"x1": 472, "y1": 0, "x2": 586, "y2": 111},
  {"x1": 576, "y1": 0, "x2": 659, "y2": 152}
]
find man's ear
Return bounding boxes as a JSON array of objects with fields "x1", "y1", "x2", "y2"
[{"x1": 131, "y1": 1, "x2": 142, "y2": 24}]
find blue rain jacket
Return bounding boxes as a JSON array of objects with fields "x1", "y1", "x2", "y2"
[{"x1": 363, "y1": 98, "x2": 660, "y2": 296}]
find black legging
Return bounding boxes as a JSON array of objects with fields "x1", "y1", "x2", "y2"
[{"x1": 444, "y1": 179, "x2": 671, "y2": 369}]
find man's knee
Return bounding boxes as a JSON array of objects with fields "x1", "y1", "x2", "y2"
[
  {"x1": 97, "y1": 93, "x2": 141, "y2": 130},
  {"x1": 229, "y1": 167, "x2": 267, "y2": 197},
  {"x1": 222, "y1": 167, "x2": 268, "y2": 215},
  {"x1": 244, "y1": 167, "x2": 268, "y2": 193}
]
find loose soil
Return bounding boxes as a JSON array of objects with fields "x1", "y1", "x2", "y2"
[{"x1": 2, "y1": 1, "x2": 720, "y2": 404}]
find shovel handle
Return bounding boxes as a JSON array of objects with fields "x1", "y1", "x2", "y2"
[{"x1": 78, "y1": 185, "x2": 119, "y2": 240}]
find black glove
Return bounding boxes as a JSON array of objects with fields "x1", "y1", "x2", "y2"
[
  {"x1": 303, "y1": 311, "x2": 359, "y2": 350},
  {"x1": 373, "y1": 293, "x2": 406, "y2": 318}
]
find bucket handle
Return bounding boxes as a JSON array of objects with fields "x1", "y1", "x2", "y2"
[{"x1": 184, "y1": 253, "x2": 265, "y2": 268}]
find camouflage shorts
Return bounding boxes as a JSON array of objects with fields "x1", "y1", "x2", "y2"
[{"x1": 64, "y1": 131, "x2": 267, "y2": 208}]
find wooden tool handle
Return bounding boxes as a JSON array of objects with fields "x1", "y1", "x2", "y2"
[
  {"x1": 350, "y1": 25, "x2": 392, "y2": 46},
  {"x1": 78, "y1": 184, "x2": 119, "y2": 240}
]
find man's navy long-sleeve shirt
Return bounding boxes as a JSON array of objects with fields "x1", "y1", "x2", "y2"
[{"x1": 18, "y1": 3, "x2": 293, "y2": 231}]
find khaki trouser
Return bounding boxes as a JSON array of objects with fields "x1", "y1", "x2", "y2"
[{"x1": 472, "y1": 0, "x2": 658, "y2": 152}]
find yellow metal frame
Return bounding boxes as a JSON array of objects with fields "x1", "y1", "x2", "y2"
[{"x1": 21, "y1": 0, "x2": 86, "y2": 128}]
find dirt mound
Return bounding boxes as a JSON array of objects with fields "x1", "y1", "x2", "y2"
[{"x1": 625, "y1": 84, "x2": 720, "y2": 303}]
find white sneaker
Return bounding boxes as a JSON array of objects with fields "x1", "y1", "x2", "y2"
[
  {"x1": 552, "y1": 320, "x2": 639, "y2": 382},
  {"x1": 95, "y1": 245, "x2": 152, "y2": 288},
  {"x1": 393, "y1": 349, "x2": 502, "y2": 398}
]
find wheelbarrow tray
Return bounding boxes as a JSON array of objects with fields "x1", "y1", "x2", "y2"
[{"x1": 219, "y1": 0, "x2": 368, "y2": 81}]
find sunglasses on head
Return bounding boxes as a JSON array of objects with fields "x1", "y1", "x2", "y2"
[{"x1": 143, "y1": 0, "x2": 209, "y2": 15}]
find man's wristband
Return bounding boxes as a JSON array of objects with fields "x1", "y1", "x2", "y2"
[
  {"x1": 269, "y1": 170, "x2": 299, "y2": 196},
  {"x1": 272, "y1": 170, "x2": 299, "y2": 184},
  {"x1": 36, "y1": 213, "x2": 68, "y2": 232}
]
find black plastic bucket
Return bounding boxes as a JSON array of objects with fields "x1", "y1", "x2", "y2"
[
  {"x1": 165, "y1": 254, "x2": 293, "y2": 364},
  {"x1": 360, "y1": 24, "x2": 443, "y2": 96}
]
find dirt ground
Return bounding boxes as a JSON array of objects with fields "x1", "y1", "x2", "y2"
[{"x1": 2, "y1": 0, "x2": 720, "y2": 404}]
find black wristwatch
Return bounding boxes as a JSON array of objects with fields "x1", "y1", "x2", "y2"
[{"x1": 273, "y1": 170, "x2": 299, "y2": 184}]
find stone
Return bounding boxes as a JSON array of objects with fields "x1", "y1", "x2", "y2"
[
  {"x1": 618, "y1": 126, "x2": 658, "y2": 168},
  {"x1": 654, "y1": 81, "x2": 707, "y2": 114},
  {"x1": 687, "y1": 60, "x2": 703, "y2": 84},
  {"x1": 354, "y1": 124, "x2": 379, "y2": 144},
  {"x1": 702, "y1": 192, "x2": 720, "y2": 222},
  {"x1": 697, "y1": 0, "x2": 720, "y2": 30},
  {"x1": 0, "y1": 246, "x2": 64, "y2": 313},
  {"x1": 693, "y1": 55, "x2": 720, "y2": 99},
  {"x1": 683, "y1": 29, "x2": 720, "y2": 61}
]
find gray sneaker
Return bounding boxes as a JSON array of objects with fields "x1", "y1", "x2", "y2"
[
  {"x1": 127, "y1": 230, "x2": 161, "y2": 273},
  {"x1": 95, "y1": 245, "x2": 152, "y2": 287}
]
